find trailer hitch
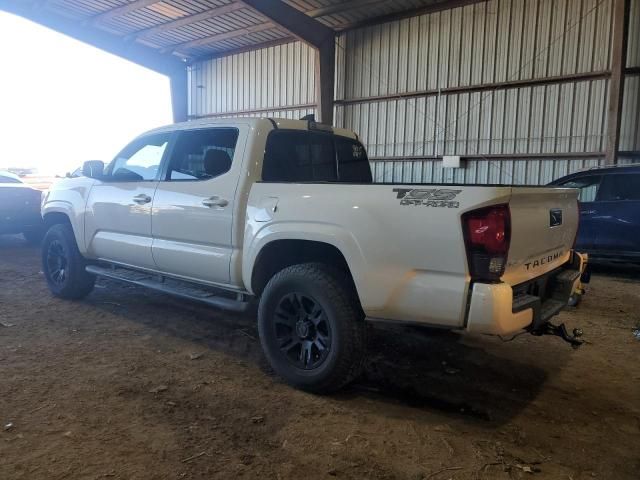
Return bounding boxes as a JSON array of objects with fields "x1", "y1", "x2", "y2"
[{"x1": 531, "y1": 322, "x2": 584, "y2": 349}]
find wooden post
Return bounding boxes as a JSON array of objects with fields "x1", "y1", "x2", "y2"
[{"x1": 605, "y1": 0, "x2": 631, "y2": 165}]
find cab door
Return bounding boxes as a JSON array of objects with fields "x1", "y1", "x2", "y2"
[
  {"x1": 591, "y1": 173, "x2": 640, "y2": 257},
  {"x1": 84, "y1": 132, "x2": 172, "y2": 269},
  {"x1": 150, "y1": 126, "x2": 245, "y2": 286}
]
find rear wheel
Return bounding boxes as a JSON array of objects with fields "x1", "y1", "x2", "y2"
[
  {"x1": 258, "y1": 263, "x2": 366, "y2": 393},
  {"x1": 42, "y1": 224, "x2": 95, "y2": 299}
]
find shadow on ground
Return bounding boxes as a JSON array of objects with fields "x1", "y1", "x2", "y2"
[{"x1": 2, "y1": 234, "x2": 560, "y2": 426}]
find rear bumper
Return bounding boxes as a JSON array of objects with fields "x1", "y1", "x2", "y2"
[{"x1": 466, "y1": 252, "x2": 581, "y2": 335}]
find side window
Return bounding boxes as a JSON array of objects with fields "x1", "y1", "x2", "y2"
[
  {"x1": 335, "y1": 137, "x2": 372, "y2": 183},
  {"x1": 558, "y1": 175, "x2": 602, "y2": 202},
  {"x1": 166, "y1": 128, "x2": 239, "y2": 181},
  {"x1": 110, "y1": 133, "x2": 170, "y2": 181},
  {"x1": 598, "y1": 174, "x2": 640, "y2": 201},
  {"x1": 263, "y1": 130, "x2": 336, "y2": 182}
]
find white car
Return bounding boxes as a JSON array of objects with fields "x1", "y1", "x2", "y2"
[{"x1": 41, "y1": 117, "x2": 583, "y2": 392}]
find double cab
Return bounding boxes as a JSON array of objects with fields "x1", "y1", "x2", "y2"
[{"x1": 41, "y1": 117, "x2": 583, "y2": 392}]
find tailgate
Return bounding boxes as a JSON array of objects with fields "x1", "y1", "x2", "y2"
[{"x1": 502, "y1": 187, "x2": 579, "y2": 285}]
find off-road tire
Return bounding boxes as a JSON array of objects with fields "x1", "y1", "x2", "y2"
[
  {"x1": 42, "y1": 223, "x2": 95, "y2": 299},
  {"x1": 258, "y1": 263, "x2": 366, "y2": 393}
]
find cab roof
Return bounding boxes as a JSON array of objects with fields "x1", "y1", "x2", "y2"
[{"x1": 143, "y1": 117, "x2": 358, "y2": 140}]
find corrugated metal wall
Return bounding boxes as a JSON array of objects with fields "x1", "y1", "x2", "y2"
[
  {"x1": 188, "y1": 41, "x2": 317, "y2": 120},
  {"x1": 621, "y1": 0, "x2": 640, "y2": 155},
  {"x1": 334, "y1": 0, "x2": 631, "y2": 184},
  {"x1": 187, "y1": 0, "x2": 639, "y2": 185}
]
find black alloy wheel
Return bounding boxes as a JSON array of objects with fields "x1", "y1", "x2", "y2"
[
  {"x1": 46, "y1": 239, "x2": 68, "y2": 285},
  {"x1": 273, "y1": 292, "x2": 332, "y2": 370}
]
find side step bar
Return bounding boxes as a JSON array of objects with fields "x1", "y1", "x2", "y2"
[{"x1": 86, "y1": 265, "x2": 250, "y2": 312}]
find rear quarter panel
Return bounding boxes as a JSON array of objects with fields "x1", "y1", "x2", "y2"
[{"x1": 245, "y1": 183, "x2": 513, "y2": 327}]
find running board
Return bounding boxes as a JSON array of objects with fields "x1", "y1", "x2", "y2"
[{"x1": 86, "y1": 265, "x2": 250, "y2": 312}]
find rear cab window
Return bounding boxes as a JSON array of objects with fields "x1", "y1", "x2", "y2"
[{"x1": 262, "y1": 130, "x2": 372, "y2": 183}]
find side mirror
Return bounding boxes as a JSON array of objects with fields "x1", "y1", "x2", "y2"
[{"x1": 82, "y1": 160, "x2": 105, "y2": 179}]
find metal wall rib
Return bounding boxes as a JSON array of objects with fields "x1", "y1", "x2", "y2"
[
  {"x1": 370, "y1": 157, "x2": 607, "y2": 184},
  {"x1": 188, "y1": 40, "x2": 317, "y2": 119}
]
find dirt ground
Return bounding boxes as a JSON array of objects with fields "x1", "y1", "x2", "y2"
[{"x1": 1, "y1": 235, "x2": 639, "y2": 480}]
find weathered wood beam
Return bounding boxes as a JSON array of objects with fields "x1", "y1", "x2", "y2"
[{"x1": 605, "y1": 0, "x2": 631, "y2": 165}]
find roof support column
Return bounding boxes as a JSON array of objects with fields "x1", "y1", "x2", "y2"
[
  {"x1": 170, "y1": 67, "x2": 189, "y2": 123},
  {"x1": 239, "y1": 0, "x2": 336, "y2": 124},
  {"x1": 315, "y1": 37, "x2": 335, "y2": 125},
  {"x1": 605, "y1": 0, "x2": 631, "y2": 165}
]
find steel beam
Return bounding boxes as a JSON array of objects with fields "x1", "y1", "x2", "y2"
[
  {"x1": 605, "y1": 0, "x2": 631, "y2": 165},
  {"x1": 239, "y1": 0, "x2": 334, "y2": 47},
  {"x1": 128, "y1": 3, "x2": 246, "y2": 41},
  {"x1": 239, "y1": 0, "x2": 336, "y2": 124},
  {"x1": 342, "y1": 0, "x2": 488, "y2": 31},
  {"x1": 165, "y1": 22, "x2": 277, "y2": 55},
  {"x1": 306, "y1": 0, "x2": 389, "y2": 18},
  {"x1": 170, "y1": 68, "x2": 189, "y2": 123},
  {"x1": 89, "y1": 0, "x2": 160, "y2": 25},
  {"x1": 0, "y1": 0, "x2": 184, "y2": 76},
  {"x1": 334, "y1": 71, "x2": 612, "y2": 105},
  {"x1": 315, "y1": 37, "x2": 335, "y2": 125}
]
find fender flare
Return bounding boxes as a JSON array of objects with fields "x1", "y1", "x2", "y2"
[{"x1": 243, "y1": 221, "x2": 368, "y2": 298}]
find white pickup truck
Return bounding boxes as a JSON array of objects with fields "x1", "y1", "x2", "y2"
[{"x1": 41, "y1": 117, "x2": 584, "y2": 392}]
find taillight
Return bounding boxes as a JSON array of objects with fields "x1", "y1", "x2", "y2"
[{"x1": 462, "y1": 204, "x2": 510, "y2": 282}]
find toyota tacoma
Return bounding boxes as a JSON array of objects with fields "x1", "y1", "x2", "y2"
[{"x1": 41, "y1": 117, "x2": 583, "y2": 392}]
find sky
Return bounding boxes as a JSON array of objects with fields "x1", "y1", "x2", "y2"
[{"x1": 0, "y1": 12, "x2": 172, "y2": 176}]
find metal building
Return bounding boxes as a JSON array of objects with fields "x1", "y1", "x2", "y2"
[{"x1": 2, "y1": 0, "x2": 638, "y2": 185}]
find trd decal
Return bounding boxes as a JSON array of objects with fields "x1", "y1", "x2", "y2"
[{"x1": 393, "y1": 188, "x2": 462, "y2": 208}]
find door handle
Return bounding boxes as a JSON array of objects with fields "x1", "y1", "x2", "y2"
[
  {"x1": 202, "y1": 196, "x2": 228, "y2": 208},
  {"x1": 132, "y1": 194, "x2": 151, "y2": 205},
  {"x1": 581, "y1": 210, "x2": 596, "y2": 215}
]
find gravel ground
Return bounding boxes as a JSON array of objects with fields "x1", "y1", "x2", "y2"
[{"x1": 1, "y1": 235, "x2": 639, "y2": 480}]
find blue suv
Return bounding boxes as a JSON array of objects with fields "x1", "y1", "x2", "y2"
[{"x1": 550, "y1": 165, "x2": 640, "y2": 263}]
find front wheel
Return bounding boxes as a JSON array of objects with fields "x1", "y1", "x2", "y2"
[
  {"x1": 42, "y1": 223, "x2": 95, "y2": 299},
  {"x1": 258, "y1": 263, "x2": 366, "y2": 393}
]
